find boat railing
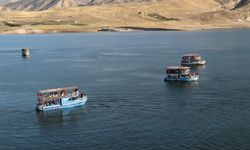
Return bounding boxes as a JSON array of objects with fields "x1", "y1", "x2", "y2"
[{"x1": 190, "y1": 73, "x2": 199, "y2": 77}]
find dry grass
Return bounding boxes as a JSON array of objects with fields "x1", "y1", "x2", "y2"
[{"x1": 0, "y1": 0, "x2": 250, "y2": 34}]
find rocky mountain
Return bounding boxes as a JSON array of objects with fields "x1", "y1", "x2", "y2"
[
  {"x1": 2, "y1": 0, "x2": 250, "y2": 11},
  {"x1": 216, "y1": 0, "x2": 250, "y2": 9},
  {"x1": 4, "y1": 0, "x2": 152, "y2": 11},
  {"x1": 0, "y1": 0, "x2": 18, "y2": 5},
  {"x1": 6, "y1": 0, "x2": 78, "y2": 11}
]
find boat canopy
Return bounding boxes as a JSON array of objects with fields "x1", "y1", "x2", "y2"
[
  {"x1": 182, "y1": 54, "x2": 201, "y2": 57},
  {"x1": 22, "y1": 48, "x2": 29, "y2": 52},
  {"x1": 166, "y1": 66, "x2": 190, "y2": 74},
  {"x1": 37, "y1": 86, "x2": 78, "y2": 95},
  {"x1": 166, "y1": 66, "x2": 190, "y2": 70}
]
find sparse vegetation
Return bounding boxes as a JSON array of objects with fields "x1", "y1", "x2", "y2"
[
  {"x1": 147, "y1": 13, "x2": 180, "y2": 21},
  {"x1": 3, "y1": 21, "x2": 23, "y2": 27},
  {"x1": 2, "y1": 20, "x2": 87, "y2": 27},
  {"x1": 30, "y1": 20, "x2": 87, "y2": 26},
  {"x1": 0, "y1": 0, "x2": 249, "y2": 34}
]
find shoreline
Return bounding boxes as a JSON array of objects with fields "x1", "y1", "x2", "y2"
[{"x1": 1, "y1": 26, "x2": 249, "y2": 35}]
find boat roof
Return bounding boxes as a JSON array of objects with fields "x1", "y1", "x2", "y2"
[
  {"x1": 166, "y1": 66, "x2": 190, "y2": 70},
  {"x1": 182, "y1": 54, "x2": 201, "y2": 57},
  {"x1": 38, "y1": 86, "x2": 78, "y2": 94}
]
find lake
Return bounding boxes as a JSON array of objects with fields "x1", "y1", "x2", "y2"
[{"x1": 0, "y1": 29, "x2": 250, "y2": 149}]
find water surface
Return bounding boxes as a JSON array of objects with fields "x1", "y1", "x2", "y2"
[{"x1": 0, "y1": 30, "x2": 250, "y2": 149}]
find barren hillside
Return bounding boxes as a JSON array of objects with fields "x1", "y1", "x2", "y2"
[
  {"x1": 3, "y1": 0, "x2": 250, "y2": 11},
  {"x1": 5, "y1": 0, "x2": 153, "y2": 11},
  {"x1": 0, "y1": 0, "x2": 249, "y2": 34}
]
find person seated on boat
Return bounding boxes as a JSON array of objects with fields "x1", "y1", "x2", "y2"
[
  {"x1": 52, "y1": 100, "x2": 56, "y2": 105},
  {"x1": 69, "y1": 97, "x2": 73, "y2": 101},
  {"x1": 72, "y1": 89, "x2": 78, "y2": 97},
  {"x1": 61, "y1": 91, "x2": 65, "y2": 97},
  {"x1": 53, "y1": 92, "x2": 58, "y2": 98}
]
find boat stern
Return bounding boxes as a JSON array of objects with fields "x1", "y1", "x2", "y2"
[{"x1": 36, "y1": 104, "x2": 43, "y2": 111}]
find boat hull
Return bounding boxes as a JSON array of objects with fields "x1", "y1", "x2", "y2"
[
  {"x1": 164, "y1": 76, "x2": 199, "y2": 82},
  {"x1": 181, "y1": 60, "x2": 206, "y2": 66},
  {"x1": 22, "y1": 49, "x2": 30, "y2": 57},
  {"x1": 22, "y1": 53, "x2": 30, "y2": 57},
  {"x1": 36, "y1": 97, "x2": 87, "y2": 111}
]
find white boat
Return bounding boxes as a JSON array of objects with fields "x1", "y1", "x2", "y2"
[
  {"x1": 22, "y1": 48, "x2": 30, "y2": 57},
  {"x1": 36, "y1": 86, "x2": 87, "y2": 111},
  {"x1": 165, "y1": 66, "x2": 199, "y2": 82},
  {"x1": 181, "y1": 54, "x2": 206, "y2": 66}
]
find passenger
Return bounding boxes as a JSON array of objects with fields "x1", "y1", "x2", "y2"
[{"x1": 61, "y1": 91, "x2": 65, "y2": 97}]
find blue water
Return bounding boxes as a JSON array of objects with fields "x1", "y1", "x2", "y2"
[{"x1": 0, "y1": 29, "x2": 250, "y2": 149}]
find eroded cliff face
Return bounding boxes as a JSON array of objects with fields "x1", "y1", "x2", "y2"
[
  {"x1": 0, "y1": 0, "x2": 19, "y2": 5},
  {"x1": 0, "y1": 0, "x2": 249, "y2": 11},
  {"x1": 216, "y1": 0, "x2": 250, "y2": 9},
  {"x1": 4, "y1": 0, "x2": 152, "y2": 11}
]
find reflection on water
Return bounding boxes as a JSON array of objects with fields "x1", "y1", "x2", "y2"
[
  {"x1": 190, "y1": 65, "x2": 206, "y2": 72},
  {"x1": 36, "y1": 107, "x2": 86, "y2": 127},
  {"x1": 22, "y1": 56, "x2": 30, "y2": 60},
  {"x1": 181, "y1": 64, "x2": 206, "y2": 71},
  {"x1": 165, "y1": 81, "x2": 199, "y2": 90}
]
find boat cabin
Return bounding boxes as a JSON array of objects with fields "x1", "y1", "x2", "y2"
[
  {"x1": 166, "y1": 66, "x2": 190, "y2": 75},
  {"x1": 165, "y1": 66, "x2": 199, "y2": 81},
  {"x1": 182, "y1": 54, "x2": 202, "y2": 61},
  {"x1": 181, "y1": 54, "x2": 206, "y2": 65},
  {"x1": 37, "y1": 86, "x2": 82, "y2": 107}
]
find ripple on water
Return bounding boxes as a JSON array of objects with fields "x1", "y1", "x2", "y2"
[{"x1": 0, "y1": 30, "x2": 250, "y2": 149}]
